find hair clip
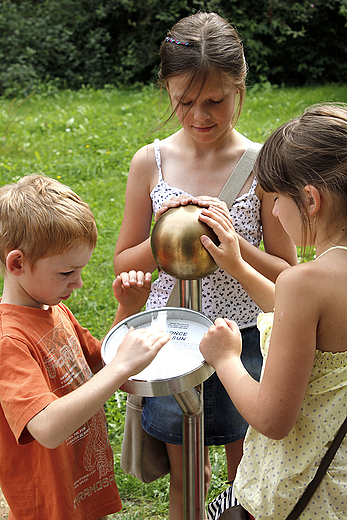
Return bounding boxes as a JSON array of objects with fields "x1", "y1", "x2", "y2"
[{"x1": 165, "y1": 36, "x2": 189, "y2": 46}]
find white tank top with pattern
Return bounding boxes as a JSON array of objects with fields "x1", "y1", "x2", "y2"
[{"x1": 147, "y1": 138, "x2": 262, "y2": 328}]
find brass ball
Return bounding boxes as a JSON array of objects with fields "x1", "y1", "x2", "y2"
[{"x1": 151, "y1": 204, "x2": 219, "y2": 280}]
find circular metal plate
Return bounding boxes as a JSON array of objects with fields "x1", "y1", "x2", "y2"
[{"x1": 101, "y1": 307, "x2": 214, "y2": 396}]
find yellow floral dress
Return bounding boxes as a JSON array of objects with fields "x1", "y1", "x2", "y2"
[{"x1": 234, "y1": 312, "x2": 347, "y2": 519}]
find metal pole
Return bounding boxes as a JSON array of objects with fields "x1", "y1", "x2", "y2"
[
  {"x1": 174, "y1": 279, "x2": 205, "y2": 520},
  {"x1": 179, "y1": 279, "x2": 202, "y2": 313},
  {"x1": 174, "y1": 386, "x2": 205, "y2": 519}
]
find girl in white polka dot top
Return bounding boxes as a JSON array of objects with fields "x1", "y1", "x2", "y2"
[
  {"x1": 200, "y1": 103, "x2": 347, "y2": 519},
  {"x1": 114, "y1": 12, "x2": 297, "y2": 519}
]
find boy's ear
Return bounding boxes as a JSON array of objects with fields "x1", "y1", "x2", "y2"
[
  {"x1": 303, "y1": 185, "x2": 321, "y2": 217},
  {"x1": 6, "y1": 250, "x2": 26, "y2": 276}
]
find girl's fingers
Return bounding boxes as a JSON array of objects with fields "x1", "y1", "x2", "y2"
[
  {"x1": 143, "y1": 271, "x2": 152, "y2": 286},
  {"x1": 127, "y1": 270, "x2": 152, "y2": 286},
  {"x1": 200, "y1": 207, "x2": 233, "y2": 229},
  {"x1": 128, "y1": 270, "x2": 138, "y2": 284},
  {"x1": 115, "y1": 271, "x2": 152, "y2": 289},
  {"x1": 200, "y1": 213, "x2": 234, "y2": 245}
]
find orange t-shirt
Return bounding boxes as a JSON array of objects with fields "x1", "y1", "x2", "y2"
[{"x1": 0, "y1": 302, "x2": 122, "y2": 519}]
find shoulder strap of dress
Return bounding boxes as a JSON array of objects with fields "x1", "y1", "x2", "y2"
[
  {"x1": 153, "y1": 138, "x2": 163, "y2": 181},
  {"x1": 218, "y1": 141, "x2": 262, "y2": 208}
]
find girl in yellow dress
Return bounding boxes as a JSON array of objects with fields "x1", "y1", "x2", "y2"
[{"x1": 200, "y1": 103, "x2": 347, "y2": 519}]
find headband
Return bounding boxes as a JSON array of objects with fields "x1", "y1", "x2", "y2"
[{"x1": 165, "y1": 36, "x2": 189, "y2": 46}]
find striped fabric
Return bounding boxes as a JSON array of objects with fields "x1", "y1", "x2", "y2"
[{"x1": 207, "y1": 486, "x2": 235, "y2": 520}]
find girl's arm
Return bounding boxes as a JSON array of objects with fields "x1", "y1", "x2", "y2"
[
  {"x1": 163, "y1": 190, "x2": 297, "y2": 284},
  {"x1": 200, "y1": 265, "x2": 318, "y2": 439},
  {"x1": 113, "y1": 145, "x2": 158, "y2": 275},
  {"x1": 199, "y1": 206, "x2": 275, "y2": 312},
  {"x1": 111, "y1": 270, "x2": 152, "y2": 326}
]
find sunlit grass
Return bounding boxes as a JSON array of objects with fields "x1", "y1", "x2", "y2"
[{"x1": 1, "y1": 82, "x2": 347, "y2": 517}]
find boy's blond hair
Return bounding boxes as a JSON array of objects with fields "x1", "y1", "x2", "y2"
[{"x1": 0, "y1": 174, "x2": 98, "y2": 269}]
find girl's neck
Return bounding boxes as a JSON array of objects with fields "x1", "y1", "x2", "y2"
[
  {"x1": 313, "y1": 211, "x2": 347, "y2": 259},
  {"x1": 316, "y1": 244, "x2": 347, "y2": 260},
  {"x1": 315, "y1": 235, "x2": 347, "y2": 259}
]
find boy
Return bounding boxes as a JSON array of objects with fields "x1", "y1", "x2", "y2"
[{"x1": 0, "y1": 174, "x2": 170, "y2": 519}]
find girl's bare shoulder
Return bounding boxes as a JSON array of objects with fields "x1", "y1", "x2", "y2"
[
  {"x1": 275, "y1": 260, "x2": 327, "y2": 303},
  {"x1": 130, "y1": 142, "x2": 156, "y2": 170},
  {"x1": 127, "y1": 142, "x2": 161, "y2": 192},
  {"x1": 275, "y1": 257, "x2": 347, "y2": 319}
]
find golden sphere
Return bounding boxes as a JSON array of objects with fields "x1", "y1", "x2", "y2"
[{"x1": 151, "y1": 204, "x2": 219, "y2": 280}]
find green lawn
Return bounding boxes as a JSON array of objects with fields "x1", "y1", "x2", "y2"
[{"x1": 1, "y1": 82, "x2": 347, "y2": 518}]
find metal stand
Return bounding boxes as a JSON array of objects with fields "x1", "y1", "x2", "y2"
[
  {"x1": 179, "y1": 279, "x2": 202, "y2": 313},
  {"x1": 107, "y1": 202, "x2": 217, "y2": 520},
  {"x1": 173, "y1": 278, "x2": 205, "y2": 520}
]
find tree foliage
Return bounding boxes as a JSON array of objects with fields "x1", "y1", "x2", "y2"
[{"x1": 1, "y1": 0, "x2": 347, "y2": 96}]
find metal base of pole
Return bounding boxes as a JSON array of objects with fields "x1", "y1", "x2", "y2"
[
  {"x1": 176, "y1": 278, "x2": 205, "y2": 520},
  {"x1": 174, "y1": 386, "x2": 205, "y2": 520}
]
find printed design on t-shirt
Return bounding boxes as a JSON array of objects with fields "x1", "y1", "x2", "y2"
[
  {"x1": 83, "y1": 409, "x2": 114, "y2": 478},
  {"x1": 38, "y1": 321, "x2": 93, "y2": 395},
  {"x1": 36, "y1": 319, "x2": 115, "y2": 488}
]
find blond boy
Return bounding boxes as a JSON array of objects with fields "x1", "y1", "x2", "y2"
[{"x1": 0, "y1": 174, "x2": 169, "y2": 519}]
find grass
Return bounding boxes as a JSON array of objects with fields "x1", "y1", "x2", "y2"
[{"x1": 1, "y1": 82, "x2": 347, "y2": 518}]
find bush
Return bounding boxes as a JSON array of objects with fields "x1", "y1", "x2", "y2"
[
  {"x1": 1, "y1": 0, "x2": 347, "y2": 97},
  {"x1": 230, "y1": 0, "x2": 347, "y2": 86},
  {"x1": 0, "y1": 0, "x2": 113, "y2": 96}
]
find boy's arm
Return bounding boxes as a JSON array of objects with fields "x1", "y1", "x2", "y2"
[
  {"x1": 27, "y1": 270, "x2": 169, "y2": 449},
  {"x1": 27, "y1": 326, "x2": 170, "y2": 449}
]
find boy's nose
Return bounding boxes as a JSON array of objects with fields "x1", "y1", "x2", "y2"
[{"x1": 69, "y1": 275, "x2": 83, "y2": 289}]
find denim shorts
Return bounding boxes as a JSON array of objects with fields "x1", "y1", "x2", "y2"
[{"x1": 141, "y1": 325, "x2": 262, "y2": 445}]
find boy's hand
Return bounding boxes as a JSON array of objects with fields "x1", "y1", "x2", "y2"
[
  {"x1": 114, "y1": 326, "x2": 171, "y2": 377},
  {"x1": 113, "y1": 271, "x2": 152, "y2": 319},
  {"x1": 199, "y1": 318, "x2": 242, "y2": 371}
]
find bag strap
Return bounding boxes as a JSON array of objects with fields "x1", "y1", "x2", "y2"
[
  {"x1": 166, "y1": 142, "x2": 261, "y2": 307},
  {"x1": 218, "y1": 142, "x2": 262, "y2": 209},
  {"x1": 285, "y1": 415, "x2": 347, "y2": 520}
]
